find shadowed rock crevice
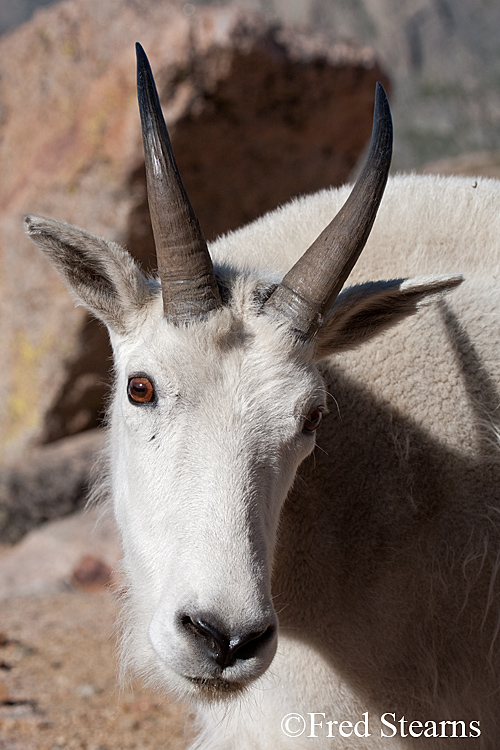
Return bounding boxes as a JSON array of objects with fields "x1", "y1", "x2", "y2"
[{"x1": 43, "y1": 314, "x2": 111, "y2": 443}]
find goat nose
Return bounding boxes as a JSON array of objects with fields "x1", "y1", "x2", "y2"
[{"x1": 180, "y1": 613, "x2": 275, "y2": 670}]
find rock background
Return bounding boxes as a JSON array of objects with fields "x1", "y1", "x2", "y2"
[
  {"x1": 0, "y1": 0, "x2": 53, "y2": 36},
  {"x1": 0, "y1": 430, "x2": 105, "y2": 544},
  {"x1": 2, "y1": 0, "x2": 500, "y2": 170}
]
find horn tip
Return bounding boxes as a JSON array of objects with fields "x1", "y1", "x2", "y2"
[
  {"x1": 372, "y1": 80, "x2": 393, "y2": 160},
  {"x1": 136, "y1": 42, "x2": 152, "y2": 89},
  {"x1": 374, "y1": 82, "x2": 391, "y2": 118}
]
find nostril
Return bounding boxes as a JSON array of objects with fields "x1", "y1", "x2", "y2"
[
  {"x1": 180, "y1": 613, "x2": 275, "y2": 670},
  {"x1": 181, "y1": 614, "x2": 230, "y2": 668},
  {"x1": 231, "y1": 623, "x2": 275, "y2": 661}
]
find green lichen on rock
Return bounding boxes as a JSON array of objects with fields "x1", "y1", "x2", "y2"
[{"x1": 2, "y1": 331, "x2": 55, "y2": 458}]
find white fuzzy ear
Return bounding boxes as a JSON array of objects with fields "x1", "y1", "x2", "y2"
[
  {"x1": 314, "y1": 275, "x2": 463, "y2": 360},
  {"x1": 23, "y1": 215, "x2": 157, "y2": 333}
]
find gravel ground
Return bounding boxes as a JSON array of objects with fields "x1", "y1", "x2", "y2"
[{"x1": 0, "y1": 588, "x2": 193, "y2": 750}]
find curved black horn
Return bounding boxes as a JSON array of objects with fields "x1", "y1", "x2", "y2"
[
  {"x1": 136, "y1": 43, "x2": 222, "y2": 322},
  {"x1": 264, "y1": 82, "x2": 393, "y2": 338}
]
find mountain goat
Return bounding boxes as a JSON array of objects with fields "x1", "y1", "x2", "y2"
[{"x1": 24, "y1": 44, "x2": 500, "y2": 748}]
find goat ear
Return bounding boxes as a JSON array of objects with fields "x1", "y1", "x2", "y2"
[
  {"x1": 313, "y1": 275, "x2": 463, "y2": 360},
  {"x1": 23, "y1": 215, "x2": 156, "y2": 333}
]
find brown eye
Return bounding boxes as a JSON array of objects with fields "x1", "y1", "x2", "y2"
[
  {"x1": 302, "y1": 408, "x2": 322, "y2": 433},
  {"x1": 128, "y1": 376, "x2": 155, "y2": 405}
]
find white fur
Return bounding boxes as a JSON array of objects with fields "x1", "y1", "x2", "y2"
[{"x1": 24, "y1": 173, "x2": 500, "y2": 748}]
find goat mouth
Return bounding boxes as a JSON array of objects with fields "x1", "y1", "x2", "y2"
[{"x1": 187, "y1": 675, "x2": 246, "y2": 696}]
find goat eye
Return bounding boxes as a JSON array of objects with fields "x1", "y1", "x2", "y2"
[
  {"x1": 302, "y1": 408, "x2": 322, "y2": 433},
  {"x1": 128, "y1": 376, "x2": 155, "y2": 405}
]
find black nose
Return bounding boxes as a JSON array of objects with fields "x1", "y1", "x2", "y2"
[{"x1": 180, "y1": 613, "x2": 275, "y2": 670}]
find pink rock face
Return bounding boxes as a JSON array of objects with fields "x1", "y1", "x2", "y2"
[{"x1": 0, "y1": 0, "x2": 388, "y2": 461}]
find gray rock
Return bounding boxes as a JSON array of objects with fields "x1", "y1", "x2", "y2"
[{"x1": 0, "y1": 430, "x2": 105, "y2": 544}]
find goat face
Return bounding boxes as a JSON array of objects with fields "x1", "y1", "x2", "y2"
[
  {"x1": 23, "y1": 45, "x2": 462, "y2": 702},
  {"x1": 110, "y1": 297, "x2": 324, "y2": 697}
]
